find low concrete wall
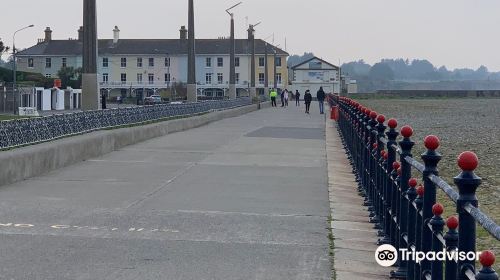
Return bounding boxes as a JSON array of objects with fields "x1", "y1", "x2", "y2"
[{"x1": 0, "y1": 104, "x2": 261, "y2": 187}]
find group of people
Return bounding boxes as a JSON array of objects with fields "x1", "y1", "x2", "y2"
[{"x1": 269, "y1": 87, "x2": 326, "y2": 115}]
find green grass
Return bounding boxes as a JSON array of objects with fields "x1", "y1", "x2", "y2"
[
  {"x1": 328, "y1": 214, "x2": 337, "y2": 280},
  {"x1": 0, "y1": 115, "x2": 28, "y2": 121}
]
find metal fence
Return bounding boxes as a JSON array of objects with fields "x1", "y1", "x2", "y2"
[
  {"x1": 328, "y1": 94, "x2": 499, "y2": 280},
  {"x1": 0, "y1": 97, "x2": 252, "y2": 150}
]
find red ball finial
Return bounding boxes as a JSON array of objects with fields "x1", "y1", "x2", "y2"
[
  {"x1": 393, "y1": 161, "x2": 400, "y2": 170},
  {"x1": 446, "y1": 216, "x2": 458, "y2": 230},
  {"x1": 400, "y1": 125, "x2": 413, "y2": 138},
  {"x1": 377, "y1": 114, "x2": 386, "y2": 124},
  {"x1": 370, "y1": 111, "x2": 378, "y2": 119},
  {"x1": 373, "y1": 143, "x2": 378, "y2": 149},
  {"x1": 424, "y1": 135, "x2": 440, "y2": 150},
  {"x1": 457, "y1": 151, "x2": 479, "y2": 171},
  {"x1": 408, "y1": 178, "x2": 418, "y2": 188},
  {"x1": 480, "y1": 250, "x2": 496, "y2": 267},
  {"x1": 365, "y1": 109, "x2": 371, "y2": 116},
  {"x1": 388, "y1": 118, "x2": 398, "y2": 129},
  {"x1": 383, "y1": 152, "x2": 388, "y2": 160},
  {"x1": 417, "y1": 185, "x2": 424, "y2": 196},
  {"x1": 432, "y1": 203, "x2": 444, "y2": 216},
  {"x1": 397, "y1": 167, "x2": 402, "y2": 176}
]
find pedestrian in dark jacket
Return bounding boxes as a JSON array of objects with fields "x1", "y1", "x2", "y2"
[
  {"x1": 304, "y1": 90, "x2": 312, "y2": 114},
  {"x1": 280, "y1": 90, "x2": 285, "y2": 107},
  {"x1": 295, "y1": 90, "x2": 301, "y2": 106},
  {"x1": 317, "y1": 87, "x2": 326, "y2": 114}
]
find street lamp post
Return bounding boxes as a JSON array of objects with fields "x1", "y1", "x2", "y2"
[
  {"x1": 12, "y1": 24, "x2": 34, "y2": 114},
  {"x1": 273, "y1": 44, "x2": 280, "y2": 91},
  {"x1": 226, "y1": 2, "x2": 242, "y2": 100},
  {"x1": 248, "y1": 22, "x2": 260, "y2": 100}
]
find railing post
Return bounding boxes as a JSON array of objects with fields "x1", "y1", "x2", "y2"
[
  {"x1": 455, "y1": 151, "x2": 481, "y2": 279},
  {"x1": 444, "y1": 216, "x2": 458, "y2": 280},
  {"x1": 476, "y1": 251, "x2": 498, "y2": 280},
  {"x1": 420, "y1": 135, "x2": 442, "y2": 276},
  {"x1": 414, "y1": 185, "x2": 425, "y2": 280},
  {"x1": 391, "y1": 125, "x2": 414, "y2": 279},
  {"x1": 406, "y1": 178, "x2": 418, "y2": 280},
  {"x1": 374, "y1": 114, "x2": 386, "y2": 231},
  {"x1": 390, "y1": 161, "x2": 401, "y2": 248},
  {"x1": 430, "y1": 203, "x2": 445, "y2": 280},
  {"x1": 367, "y1": 111, "x2": 378, "y2": 219}
]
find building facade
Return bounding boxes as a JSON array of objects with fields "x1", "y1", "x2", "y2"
[
  {"x1": 290, "y1": 57, "x2": 340, "y2": 96},
  {"x1": 16, "y1": 26, "x2": 289, "y2": 100}
]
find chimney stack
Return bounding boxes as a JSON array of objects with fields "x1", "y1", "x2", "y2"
[
  {"x1": 44, "y1": 27, "x2": 52, "y2": 42},
  {"x1": 78, "y1": 26, "x2": 84, "y2": 41},
  {"x1": 113, "y1": 26, "x2": 120, "y2": 44},
  {"x1": 180, "y1": 26, "x2": 187, "y2": 40}
]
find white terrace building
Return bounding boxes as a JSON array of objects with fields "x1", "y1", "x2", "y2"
[
  {"x1": 16, "y1": 26, "x2": 289, "y2": 100},
  {"x1": 291, "y1": 57, "x2": 340, "y2": 95}
]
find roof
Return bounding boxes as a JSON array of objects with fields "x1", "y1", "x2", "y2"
[
  {"x1": 17, "y1": 39, "x2": 289, "y2": 57},
  {"x1": 291, "y1": 56, "x2": 339, "y2": 70}
]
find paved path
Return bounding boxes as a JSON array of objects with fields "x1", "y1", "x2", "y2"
[
  {"x1": 326, "y1": 120, "x2": 391, "y2": 279},
  {"x1": 0, "y1": 103, "x2": 331, "y2": 279}
]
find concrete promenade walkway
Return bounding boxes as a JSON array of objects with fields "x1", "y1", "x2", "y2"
[
  {"x1": 0, "y1": 103, "x2": 331, "y2": 279},
  {"x1": 326, "y1": 120, "x2": 391, "y2": 279}
]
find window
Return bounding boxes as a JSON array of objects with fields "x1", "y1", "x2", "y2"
[
  {"x1": 45, "y1": 58, "x2": 52, "y2": 68},
  {"x1": 235, "y1": 57, "x2": 240, "y2": 67},
  {"x1": 102, "y1": 57, "x2": 109, "y2": 68},
  {"x1": 137, "y1": 58, "x2": 143, "y2": 68},
  {"x1": 258, "y1": 73, "x2": 265, "y2": 84},
  {"x1": 45, "y1": 73, "x2": 52, "y2": 78},
  {"x1": 217, "y1": 57, "x2": 223, "y2": 67},
  {"x1": 258, "y1": 57, "x2": 265, "y2": 67},
  {"x1": 206, "y1": 73, "x2": 213, "y2": 84},
  {"x1": 102, "y1": 73, "x2": 109, "y2": 83},
  {"x1": 148, "y1": 58, "x2": 154, "y2": 67},
  {"x1": 206, "y1": 57, "x2": 212, "y2": 67},
  {"x1": 165, "y1": 73, "x2": 171, "y2": 83},
  {"x1": 148, "y1": 73, "x2": 154, "y2": 84},
  {"x1": 276, "y1": 73, "x2": 282, "y2": 84},
  {"x1": 235, "y1": 73, "x2": 240, "y2": 84},
  {"x1": 28, "y1": 58, "x2": 34, "y2": 68},
  {"x1": 121, "y1": 58, "x2": 127, "y2": 68},
  {"x1": 275, "y1": 57, "x2": 282, "y2": 67},
  {"x1": 217, "y1": 73, "x2": 223, "y2": 84},
  {"x1": 62, "y1": 58, "x2": 67, "y2": 68},
  {"x1": 165, "y1": 57, "x2": 170, "y2": 67},
  {"x1": 137, "y1": 73, "x2": 143, "y2": 84},
  {"x1": 121, "y1": 73, "x2": 127, "y2": 84}
]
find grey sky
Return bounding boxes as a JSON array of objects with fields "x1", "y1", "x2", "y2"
[{"x1": 1, "y1": 0, "x2": 499, "y2": 71}]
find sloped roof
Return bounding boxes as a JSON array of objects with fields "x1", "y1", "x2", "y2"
[
  {"x1": 17, "y1": 39, "x2": 289, "y2": 56},
  {"x1": 291, "y1": 56, "x2": 339, "y2": 70}
]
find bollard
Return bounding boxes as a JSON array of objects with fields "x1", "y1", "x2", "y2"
[
  {"x1": 476, "y1": 251, "x2": 498, "y2": 280},
  {"x1": 406, "y1": 178, "x2": 418, "y2": 280},
  {"x1": 444, "y1": 216, "x2": 459, "y2": 280},
  {"x1": 420, "y1": 135, "x2": 442, "y2": 277},
  {"x1": 391, "y1": 125, "x2": 414, "y2": 279},
  {"x1": 430, "y1": 203, "x2": 445, "y2": 280},
  {"x1": 455, "y1": 151, "x2": 481, "y2": 279},
  {"x1": 414, "y1": 185, "x2": 425, "y2": 280}
]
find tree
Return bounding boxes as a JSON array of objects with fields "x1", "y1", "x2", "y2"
[
  {"x1": 369, "y1": 63, "x2": 394, "y2": 80},
  {"x1": 57, "y1": 67, "x2": 82, "y2": 88},
  {"x1": 0, "y1": 38, "x2": 9, "y2": 55}
]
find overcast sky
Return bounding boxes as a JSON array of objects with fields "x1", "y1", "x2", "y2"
[{"x1": 1, "y1": 0, "x2": 499, "y2": 71}]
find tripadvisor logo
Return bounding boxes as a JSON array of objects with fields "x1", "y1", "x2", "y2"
[
  {"x1": 375, "y1": 245, "x2": 481, "y2": 267},
  {"x1": 375, "y1": 244, "x2": 398, "y2": 267}
]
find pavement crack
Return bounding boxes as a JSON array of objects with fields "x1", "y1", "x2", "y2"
[{"x1": 125, "y1": 162, "x2": 197, "y2": 209}]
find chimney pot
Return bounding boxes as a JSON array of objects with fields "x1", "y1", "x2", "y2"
[
  {"x1": 113, "y1": 26, "x2": 120, "y2": 44},
  {"x1": 180, "y1": 26, "x2": 187, "y2": 40}
]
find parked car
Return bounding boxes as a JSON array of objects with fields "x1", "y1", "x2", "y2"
[{"x1": 144, "y1": 95, "x2": 162, "y2": 105}]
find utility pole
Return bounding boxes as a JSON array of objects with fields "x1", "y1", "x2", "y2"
[
  {"x1": 247, "y1": 22, "x2": 259, "y2": 99},
  {"x1": 82, "y1": 0, "x2": 99, "y2": 110},
  {"x1": 187, "y1": 0, "x2": 197, "y2": 102},
  {"x1": 12, "y1": 24, "x2": 34, "y2": 114},
  {"x1": 226, "y1": 2, "x2": 242, "y2": 100}
]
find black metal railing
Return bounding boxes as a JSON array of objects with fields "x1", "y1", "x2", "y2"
[
  {"x1": 0, "y1": 98, "x2": 252, "y2": 150},
  {"x1": 328, "y1": 94, "x2": 499, "y2": 280}
]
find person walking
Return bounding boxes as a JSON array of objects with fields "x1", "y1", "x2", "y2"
[
  {"x1": 304, "y1": 90, "x2": 312, "y2": 114},
  {"x1": 280, "y1": 89, "x2": 285, "y2": 107},
  {"x1": 284, "y1": 89, "x2": 289, "y2": 107},
  {"x1": 295, "y1": 90, "x2": 301, "y2": 106},
  {"x1": 317, "y1": 86, "x2": 326, "y2": 114},
  {"x1": 269, "y1": 89, "x2": 277, "y2": 107}
]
